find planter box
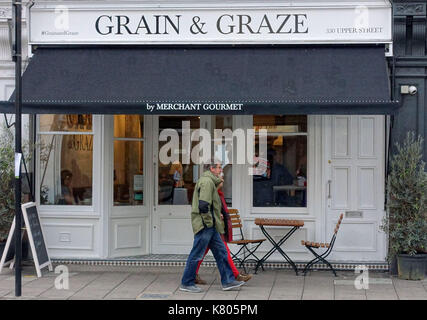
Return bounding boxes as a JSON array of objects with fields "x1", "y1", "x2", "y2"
[
  {"x1": 397, "y1": 254, "x2": 427, "y2": 280},
  {"x1": 389, "y1": 256, "x2": 398, "y2": 276}
]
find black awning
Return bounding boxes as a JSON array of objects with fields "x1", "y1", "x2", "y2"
[{"x1": 1, "y1": 46, "x2": 399, "y2": 115}]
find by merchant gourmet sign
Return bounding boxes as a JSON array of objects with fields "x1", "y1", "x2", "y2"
[
  {"x1": 29, "y1": 3, "x2": 392, "y2": 44},
  {"x1": 145, "y1": 103, "x2": 244, "y2": 113}
]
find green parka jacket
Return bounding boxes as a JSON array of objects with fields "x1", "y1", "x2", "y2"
[{"x1": 191, "y1": 170, "x2": 224, "y2": 235}]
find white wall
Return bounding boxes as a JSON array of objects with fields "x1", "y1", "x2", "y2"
[{"x1": 0, "y1": 1, "x2": 30, "y2": 138}]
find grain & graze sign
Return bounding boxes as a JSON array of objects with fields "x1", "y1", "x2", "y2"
[{"x1": 29, "y1": 2, "x2": 392, "y2": 44}]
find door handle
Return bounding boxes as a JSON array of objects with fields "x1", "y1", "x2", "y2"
[{"x1": 327, "y1": 180, "x2": 332, "y2": 199}]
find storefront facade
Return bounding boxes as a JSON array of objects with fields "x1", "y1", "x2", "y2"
[{"x1": 0, "y1": 0, "x2": 403, "y2": 266}]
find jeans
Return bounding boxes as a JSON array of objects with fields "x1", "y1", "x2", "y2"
[
  {"x1": 196, "y1": 237, "x2": 240, "y2": 279},
  {"x1": 181, "y1": 227, "x2": 235, "y2": 286}
]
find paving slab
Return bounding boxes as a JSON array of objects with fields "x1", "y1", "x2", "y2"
[
  {"x1": 69, "y1": 287, "x2": 115, "y2": 300},
  {"x1": 302, "y1": 275, "x2": 335, "y2": 300},
  {"x1": 4, "y1": 285, "x2": 53, "y2": 298},
  {"x1": 66, "y1": 273, "x2": 104, "y2": 289},
  {"x1": 202, "y1": 278, "x2": 240, "y2": 300},
  {"x1": 38, "y1": 288, "x2": 77, "y2": 300},
  {"x1": 302, "y1": 291, "x2": 334, "y2": 300},
  {"x1": 1, "y1": 296, "x2": 36, "y2": 300},
  {"x1": 365, "y1": 284, "x2": 398, "y2": 300},
  {"x1": 21, "y1": 278, "x2": 56, "y2": 289},
  {"x1": 0, "y1": 275, "x2": 38, "y2": 284},
  {"x1": 170, "y1": 269, "x2": 218, "y2": 300},
  {"x1": 0, "y1": 289, "x2": 12, "y2": 297},
  {"x1": 393, "y1": 278, "x2": 427, "y2": 300},
  {"x1": 170, "y1": 291, "x2": 206, "y2": 300},
  {"x1": 269, "y1": 271, "x2": 304, "y2": 300},
  {"x1": 3, "y1": 265, "x2": 427, "y2": 300},
  {"x1": 235, "y1": 271, "x2": 275, "y2": 300},
  {"x1": 0, "y1": 279, "x2": 17, "y2": 290},
  {"x1": 34, "y1": 272, "x2": 99, "y2": 299},
  {"x1": 66, "y1": 272, "x2": 131, "y2": 299},
  {"x1": 334, "y1": 285, "x2": 366, "y2": 300},
  {"x1": 104, "y1": 273, "x2": 158, "y2": 299},
  {"x1": 141, "y1": 272, "x2": 181, "y2": 296},
  {"x1": 82, "y1": 272, "x2": 131, "y2": 289},
  {"x1": 0, "y1": 274, "x2": 12, "y2": 281}
]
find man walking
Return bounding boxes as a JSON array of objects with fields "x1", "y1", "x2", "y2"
[{"x1": 180, "y1": 159, "x2": 245, "y2": 293}]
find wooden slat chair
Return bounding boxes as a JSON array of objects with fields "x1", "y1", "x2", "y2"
[
  {"x1": 301, "y1": 213, "x2": 344, "y2": 276},
  {"x1": 227, "y1": 209, "x2": 266, "y2": 273}
]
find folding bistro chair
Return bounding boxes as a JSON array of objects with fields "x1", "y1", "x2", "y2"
[
  {"x1": 227, "y1": 209, "x2": 266, "y2": 273},
  {"x1": 301, "y1": 213, "x2": 344, "y2": 276}
]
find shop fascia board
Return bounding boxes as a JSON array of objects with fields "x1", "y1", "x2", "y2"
[
  {"x1": 27, "y1": 2, "x2": 393, "y2": 47},
  {"x1": 30, "y1": 0, "x2": 392, "y2": 10}
]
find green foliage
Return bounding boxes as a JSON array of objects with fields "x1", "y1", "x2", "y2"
[
  {"x1": 0, "y1": 122, "x2": 33, "y2": 242},
  {"x1": 382, "y1": 132, "x2": 427, "y2": 257},
  {"x1": 0, "y1": 123, "x2": 15, "y2": 241}
]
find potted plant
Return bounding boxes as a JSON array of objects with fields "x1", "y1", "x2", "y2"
[
  {"x1": 0, "y1": 121, "x2": 32, "y2": 259},
  {"x1": 382, "y1": 132, "x2": 427, "y2": 280}
]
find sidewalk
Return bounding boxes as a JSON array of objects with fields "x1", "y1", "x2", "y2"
[{"x1": 0, "y1": 264, "x2": 426, "y2": 300}]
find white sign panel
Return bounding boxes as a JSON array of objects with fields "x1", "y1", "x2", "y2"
[{"x1": 29, "y1": 4, "x2": 392, "y2": 44}]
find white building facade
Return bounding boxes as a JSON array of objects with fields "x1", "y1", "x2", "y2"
[{"x1": 0, "y1": 1, "x2": 397, "y2": 267}]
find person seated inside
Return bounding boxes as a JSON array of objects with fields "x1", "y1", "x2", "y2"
[
  {"x1": 158, "y1": 168, "x2": 175, "y2": 203},
  {"x1": 271, "y1": 149, "x2": 294, "y2": 186},
  {"x1": 60, "y1": 169, "x2": 78, "y2": 205},
  {"x1": 271, "y1": 148, "x2": 294, "y2": 206}
]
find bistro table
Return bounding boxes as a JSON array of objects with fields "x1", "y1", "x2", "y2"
[{"x1": 254, "y1": 218, "x2": 304, "y2": 275}]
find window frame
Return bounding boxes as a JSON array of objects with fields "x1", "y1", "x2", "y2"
[
  {"x1": 113, "y1": 115, "x2": 145, "y2": 207},
  {"x1": 156, "y1": 115, "x2": 202, "y2": 206},
  {"x1": 250, "y1": 115, "x2": 312, "y2": 215},
  {"x1": 35, "y1": 114, "x2": 102, "y2": 217}
]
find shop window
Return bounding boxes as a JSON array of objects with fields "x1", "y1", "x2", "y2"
[
  {"x1": 39, "y1": 114, "x2": 92, "y2": 132},
  {"x1": 38, "y1": 115, "x2": 93, "y2": 206},
  {"x1": 158, "y1": 116, "x2": 200, "y2": 205},
  {"x1": 253, "y1": 115, "x2": 307, "y2": 208},
  {"x1": 113, "y1": 115, "x2": 144, "y2": 206},
  {"x1": 214, "y1": 116, "x2": 233, "y2": 205}
]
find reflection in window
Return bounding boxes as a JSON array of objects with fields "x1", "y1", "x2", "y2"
[
  {"x1": 39, "y1": 114, "x2": 92, "y2": 132},
  {"x1": 214, "y1": 116, "x2": 233, "y2": 205},
  {"x1": 39, "y1": 133, "x2": 93, "y2": 205},
  {"x1": 253, "y1": 115, "x2": 307, "y2": 208},
  {"x1": 114, "y1": 115, "x2": 144, "y2": 206},
  {"x1": 158, "y1": 116, "x2": 200, "y2": 205}
]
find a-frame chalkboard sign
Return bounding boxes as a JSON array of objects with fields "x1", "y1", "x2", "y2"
[
  {"x1": 0, "y1": 217, "x2": 19, "y2": 271},
  {"x1": 0, "y1": 202, "x2": 52, "y2": 277}
]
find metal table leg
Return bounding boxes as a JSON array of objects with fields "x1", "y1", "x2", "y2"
[{"x1": 255, "y1": 225, "x2": 300, "y2": 275}]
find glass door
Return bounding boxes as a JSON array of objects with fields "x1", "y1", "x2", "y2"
[
  {"x1": 152, "y1": 115, "x2": 203, "y2": 254},
  {"x1": 109, "y1": 115, "x2": 150, "y2": 257}
]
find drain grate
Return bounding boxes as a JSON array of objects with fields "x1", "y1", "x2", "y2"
[{"x1": 137, "y1": 293, "x2": 171, "y2": 299}]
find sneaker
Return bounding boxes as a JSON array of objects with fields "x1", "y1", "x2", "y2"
[
  {"x1": 236, "y1": 273, "x2": 252, "y2": 282},
  {"x1": 179, "y1": 284, "x2": 203, "y2": 293},
  {"x1": 222, "y1": 280, "x2": 245, "y2": 291},
  {"x1": 195, "y1": 274, "x2": 207, "y2": 285}
]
